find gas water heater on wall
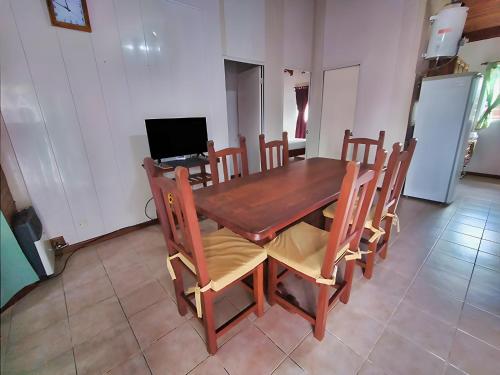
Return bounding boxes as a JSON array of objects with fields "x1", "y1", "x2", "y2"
[{"x1": 424, "y1": 4, "x2": 468, "y2": 59}]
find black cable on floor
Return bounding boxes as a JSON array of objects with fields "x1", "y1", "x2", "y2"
[{"x1": 145, "y1": 197, "x2": 154, "y2": 220}]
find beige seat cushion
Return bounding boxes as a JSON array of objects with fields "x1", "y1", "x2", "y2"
[
  {"x1": 322, "y1": 195, "x2": 386, "y2": 228},
  {"x1": 264, "y1": 222, "x2": 348, "y2": 282},
  {"x1": 179, "y1": 227, "x2": 267, "y2": 291}
]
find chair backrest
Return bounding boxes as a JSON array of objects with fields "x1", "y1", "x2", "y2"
[
  {"x1": 322, "y1": 148, "x2": 386, "y2": 278},
  {"x1": 372, "y1": 138, "x2": 417, "y2": 225},
  {"x1": 208, "y1": 136, "x2": 249, "y2": 185},
  {"x1": 259, "y1": 132, "x2": 289, "y2": 171},
  {"x1": 341, "y1": 129, "x2": 385, "y2": 164},
  {"x1": 144, "y1": 158, "x2": 210, "y2": 287}
]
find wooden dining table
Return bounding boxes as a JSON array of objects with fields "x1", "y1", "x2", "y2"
[{"x1": 194, "y1": 157, "x2": 370, "y2": 243}]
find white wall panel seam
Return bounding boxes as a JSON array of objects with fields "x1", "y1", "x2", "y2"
[
  {"x1": 54, "y1": 30, "x2": 107, "y2": 233},
  {"x1": 7, "y1": 0, "x2": 80, "y2": 239},
  {"x1": 87, "y1": 36, "x2": 129, "y2": 216}
]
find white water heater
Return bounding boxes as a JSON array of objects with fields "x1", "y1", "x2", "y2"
[{"x1": 425, "y1": 4, "x2": 468, "y2": 59}]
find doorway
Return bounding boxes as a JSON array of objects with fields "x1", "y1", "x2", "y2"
[
  {"x1": 224, "y1": 59, "x2": 263, "y2": 173},
  {"x1": 319, "y1": 65, "x2": 360, "y2": 159},
  {"x1": 283, "y1": 69, "x2": 310, "y2": 158}
]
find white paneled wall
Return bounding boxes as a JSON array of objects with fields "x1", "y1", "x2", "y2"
[
  {"x1": 1, "y1": 0, "x2": 316, "y2": 244},
  {"x1": 1, "y1": 0, "x2": 227, "y2": 243}
]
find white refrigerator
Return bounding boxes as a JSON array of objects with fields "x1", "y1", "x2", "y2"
[{"x1": 404, "y1": 73, "x2": 483, "y2": 204}]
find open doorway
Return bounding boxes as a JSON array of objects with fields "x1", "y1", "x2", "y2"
[
  {"x1": 283, "y1": 69, "x2": 310, "y2": 158},
  {"x1": 224, "y1": 59, "x2": 263, "y2": 173}
]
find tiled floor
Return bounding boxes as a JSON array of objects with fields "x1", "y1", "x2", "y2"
[{"x1": 1, "y1": 176, "x2": 500, "y2": 374}]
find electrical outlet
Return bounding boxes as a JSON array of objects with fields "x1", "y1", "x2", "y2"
[{"x1": 50, "y1": 236, "x2": 68, "y2": 256}]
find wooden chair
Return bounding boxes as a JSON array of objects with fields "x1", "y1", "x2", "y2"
[
  {"x1": 360, "y1": 138, "x2": 417, "y2": 279},
  {"x1": 144, "y1": 158, "x2": 266, "y2": 354},
  {"x1": 259, "y1": 132, "x2": 289, "y2": 171},
  {"x1": 207, "y1": 136, "x2": 249, "y2": 185},
  {"x1": 341, "y1": 129, "x2": 385, "y2": 163},
  {"x1": 265, "y1": 149, "x2": 386, "y2": 340}
]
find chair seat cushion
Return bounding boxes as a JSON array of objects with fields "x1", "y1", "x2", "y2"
[
  {"x1": 182, "y1": 227, "x2": 267, "y2": 291},
  {"x1": 264, "y1": 222, "x2": 348, "y2": 281},
  {"x1": 322, "y1": 194, "x2": 386, "y2": 228}
]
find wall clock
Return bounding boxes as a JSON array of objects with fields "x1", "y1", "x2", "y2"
[{"x1": 46, "y1": 0, "x2": 92, "y2": 32}]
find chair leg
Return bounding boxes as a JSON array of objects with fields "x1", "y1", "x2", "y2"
[
  {"x1": 202, "y1": 291, "x2": 218, "y2": 355},
  {"x1": 380, "y1": 220, "x2": 393, "y2": 259},
  {"x1": 267, "y1": 258, "x2": 278, "y2": 306},
  {"x1": 313, "y1": 284, "x2": 329, "y2": 340},
  {"x1": 340, "y1": 260, "x2": 355, "y2": 304},
  {"x1": 363, "y1": 240, "x2": 377, "y2": 279},
  {"x1": 171, "y1": 259, "x2": 188, "y2": 315},
  {"x1": 254, "y1": 263, "x2": 264, "y2": 317}
]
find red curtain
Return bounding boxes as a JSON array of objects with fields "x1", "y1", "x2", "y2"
[{"x1": 295, "y1": 86, "x2": 309, "y2": 138}]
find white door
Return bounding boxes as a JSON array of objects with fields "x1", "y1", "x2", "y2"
[
  {"x1": 319, "y1": 65, "x2": 360, "y2": 158},
  {"x1": 237, "y1": 66, "x2": 263, "y2": 173}
]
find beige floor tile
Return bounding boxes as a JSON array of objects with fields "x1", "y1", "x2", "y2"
[
  {"x1": 12, "y1": 277, "x2": 64, "y2": 313},
  {"x1": 480, "y1": 239, "x2": 500, "y2": 256},
  {"x1": 369, "y1": 330, "x2": 445, "y2": 375},
  {"x1": 433, "y1": 240, "x2": 477, "y2": 263},
  {"x1": 69, "y1": 297, "x2": 127, "y2": 346},
  {"x1": 189, "y1": 297, "x2": 250, "y2": 346},
  {"x1": 414, "y1": 265, "x2": 470, "y2": 301},
  {"x1": 388, "y1": 301, "x2": 456, "y2": 359},
  {"x1": 466, "y1": 266, "x2": 500, "y2": 316},
  {"x1": 9, "y1": 292, "x2": 67, "y2": 342},
  {"x1": 355, "y1": 263, "x2": 412, "y2": 299},
  {"x1": 216, "y1": 325, "x2": 285, "y2": 375},
  {"x1": 107, "y1": 354, "x2": 151, "y2": 375},
  {"x1": 255, "y1": 304, "x2": 311, "y2": 354},
  {"x1": 144, "y1": 323, "x2": 208, "y2": 375},
  {"x1": 483, "y1": 229, "x2": 500, "y2": 243},
  {"x1": 26, "y1": 350, "x2": 76, "y2": 375},
  {"x1": 189, "y1": 356, "x2": 227, "y2": 375},
  {"x1": 443, "y1": 364, "x2": 467, "y2": 375},
  {"x1": 404, "y1": 280, "x2": 463, "y2": 326},
  {"x1": 379, "y1": 240, "x2": 429, "y2": 278},
  {"x1": 344, "y1": 282, "x2": 401, "y2": 324},
  {"x1": 440, "y1": 230, "x2": 481, "y2": 249},
  {"x1": 456, "y1": 208, "x2": 488, "y2": 220},
  {"x1": 458, "y1": 304, "x2": 500, "y2": 349},
  {"x1": 485, "y1": 221, "x2": 500, "y2": 233},
  {"x1": 107, "y1": 262, "x2": 155, "y2": 298},
  {"x1": 357, "y1": 360, "x2": 388, "y2": 375},
  {"x1": 5, "y1": 319, "x2": 72, "y2": 373},
  {"x1": 291, "y1": 331, "x2": 363, "y2": 375},
  {"x1": 74, "y1": 322, "x2": 140, "y2": 374},
  {"x1": 62, "y1": 261, "x2": 107, "y2": 291},
  {"x1": 449, "y1": 331, "x2": 500, "y2": 375},
  {"x1": 65, "y1": 247, "x2": 101, "y2": 271},
  {"x1": 100, "y1": 245, "x2": 141, "y2": 273},
  {"x1": 65, "y1": 276, "x2": 115, "y2": 315},
  {"x1": 476, "y1": 251, "x2": 500, "y2": 272},
  {"x1": 220, "y1": 284, "x2": 255, "y2": 311},
  {"x1": 451, "y1": 214, "x2": 486, "y2": 228},
  {"x1": 272, "y1": 358, "x2": 305, "y2": 375},
  {"x1": 120, "y1": 280, "x2": 168, "y2": 318},
  {"x1": 446, "y1": 222, "x2": 484, "y2": 238},
  {"x1": 129, "y1": 298, "x2": 188, "y2": 349},
  {"x1": 424, "y1": 251, "x2": 474, "y2": 280},
  {"x1": 326, "y1": 303, "x2": 384, "y2": 359}
]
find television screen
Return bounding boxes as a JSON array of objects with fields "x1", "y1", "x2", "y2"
[{"x1": 145, "y1": 117, "x2": 208, "y2": 160}]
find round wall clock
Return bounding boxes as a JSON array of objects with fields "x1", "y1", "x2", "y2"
[{"x1": 46, "y1": 0, "x2": 91, "y2": 32}]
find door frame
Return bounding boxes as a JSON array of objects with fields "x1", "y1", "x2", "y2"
[{"x1": 318, "y1": 64, "x2": 361, "y2": 158}]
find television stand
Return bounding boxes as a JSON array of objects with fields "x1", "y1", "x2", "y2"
[{"x1": 154, "y1": 156, "x2": 211, "y2": 186}]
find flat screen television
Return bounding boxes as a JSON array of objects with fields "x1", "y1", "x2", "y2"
[{"x1": 145, "y1": 117, "x2": 208, "y2": 160}]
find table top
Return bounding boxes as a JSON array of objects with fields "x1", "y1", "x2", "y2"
[{"x1": 194, "y1": 157, "x2": 369, "y2": 242}]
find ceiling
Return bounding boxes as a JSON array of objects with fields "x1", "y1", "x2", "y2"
[{"x1": 429, "y1": 0, "x2": 500, "y2": 41}]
